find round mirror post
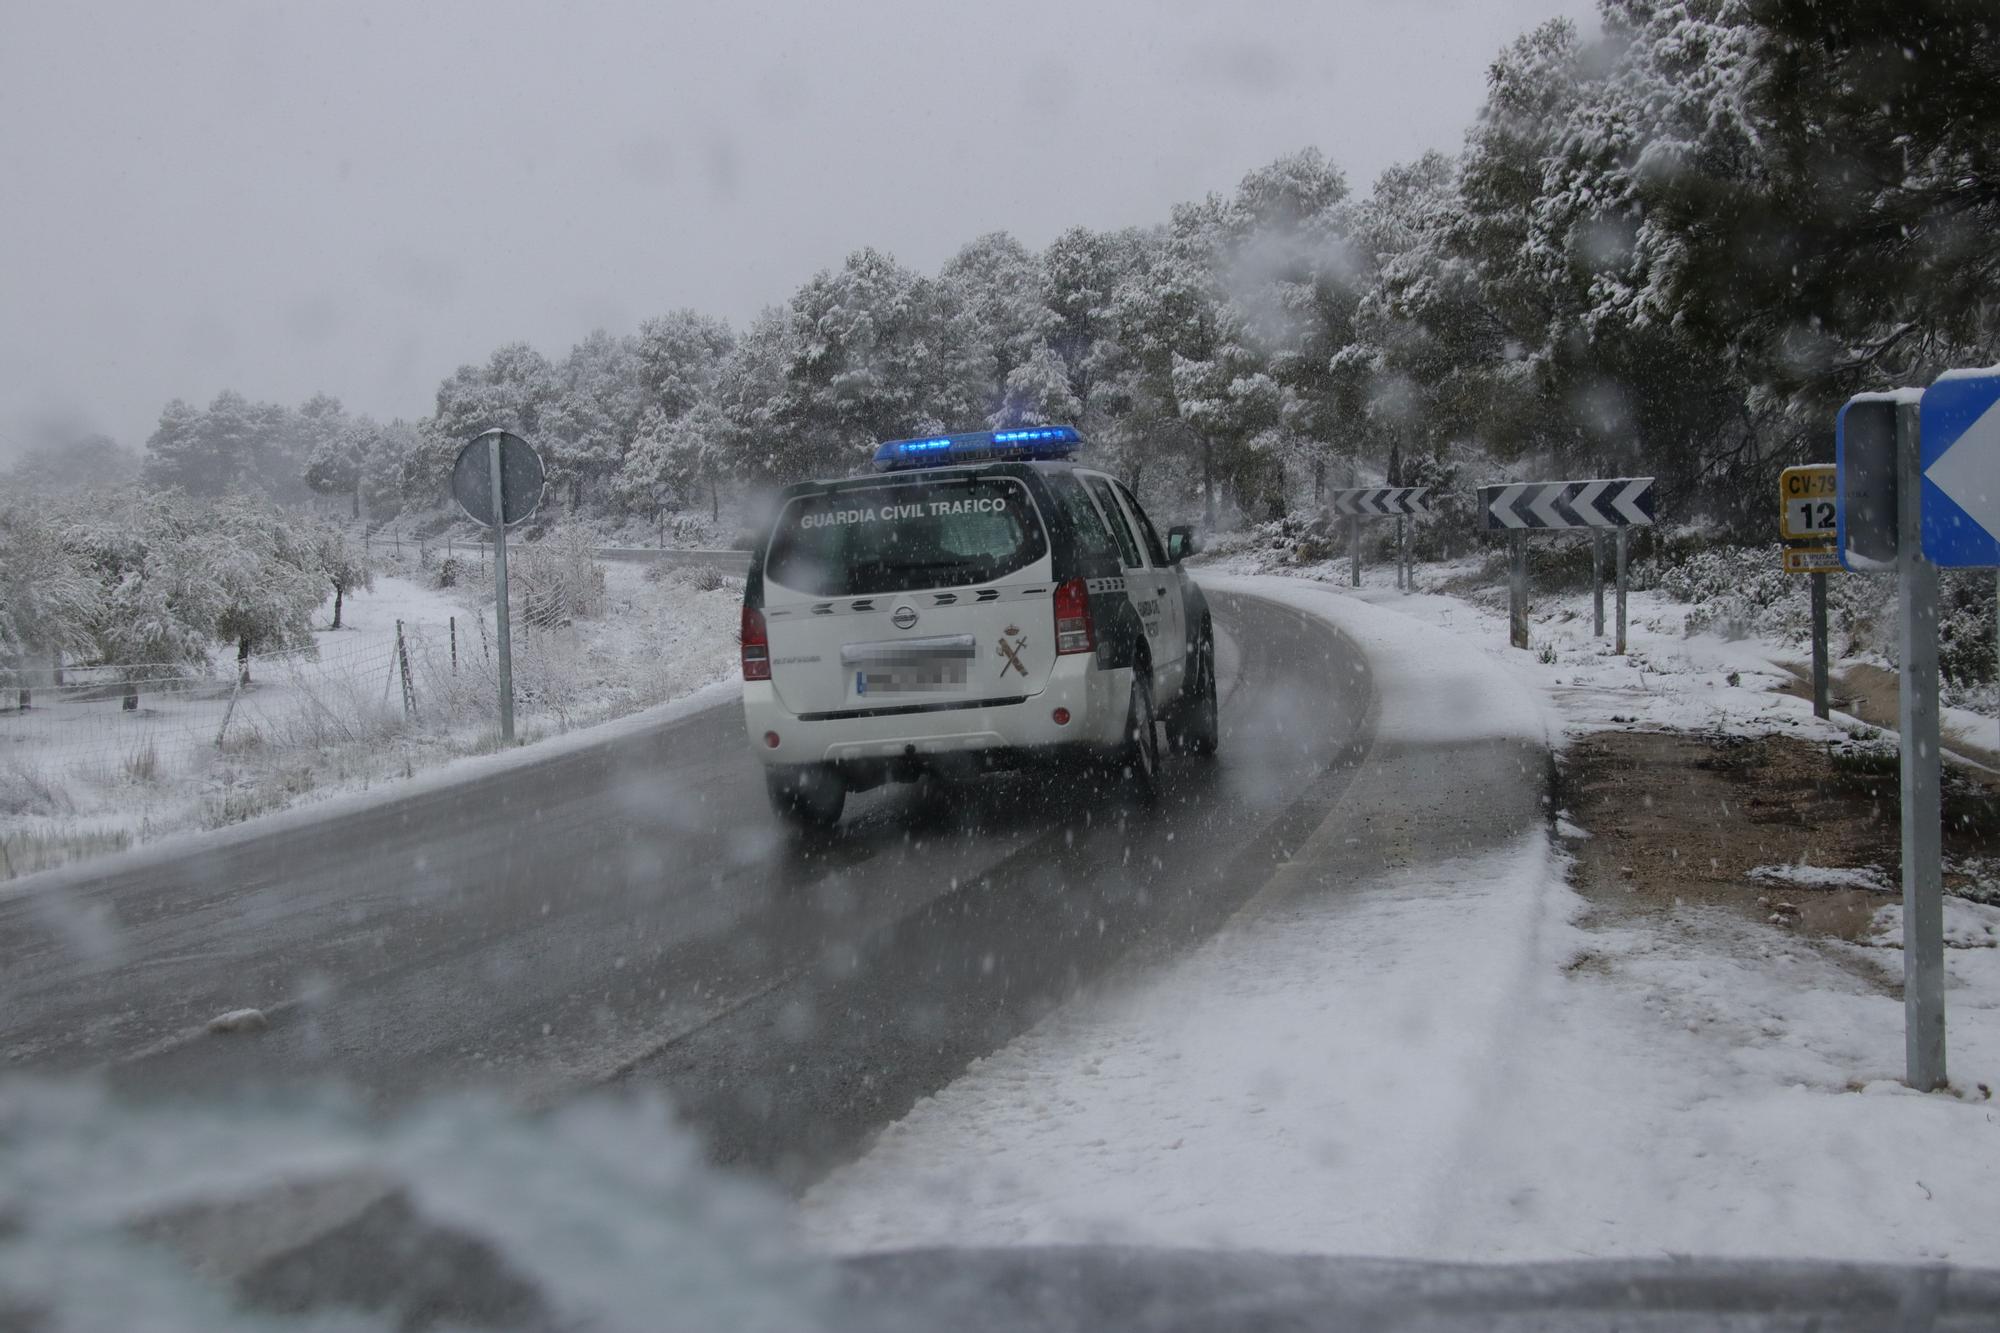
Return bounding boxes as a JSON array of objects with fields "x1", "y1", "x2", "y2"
[{"x1": 489, "y1": 433, "x2": 515, "y2": 743}]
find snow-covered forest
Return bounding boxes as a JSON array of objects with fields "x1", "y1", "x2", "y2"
[{"x1": 4, "y1": 0, "x2": 1996, "y2": 683}]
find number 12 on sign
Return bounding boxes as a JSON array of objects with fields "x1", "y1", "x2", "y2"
[{"x1": 1780, "y1": 465, "x2": 1837, "y2": 540}]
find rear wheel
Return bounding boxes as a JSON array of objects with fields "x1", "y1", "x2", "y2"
[
  {"x1": 1167, "y1": 621, "x2": 1219, "y2": 757},
  {"x1": 1120, "y1": 670, "x2": 1162, "y2": 801},
  {"x1": 765, "y1": 764, "x2": 845, "y2": 831}
]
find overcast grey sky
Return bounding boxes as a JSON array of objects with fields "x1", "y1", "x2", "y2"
[{"x1": 0, "y1": 0, "x2": 1594, "y2": 455}]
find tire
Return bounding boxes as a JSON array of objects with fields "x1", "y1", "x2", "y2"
[
  {"x1": 1120, "y1": 669, "x2": 1162, "y2": 802},
  {"x1": 1167, "y1": 621, "x2": 1219, "y2": 758},
  {"x1": 766, "y1": 764, "x2": 845, "y2": 831}
]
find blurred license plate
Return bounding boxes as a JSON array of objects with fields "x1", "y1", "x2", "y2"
[
  {"x1": 843, "y1": 633, "x2": 976, "y2": 698},
  {"x1": 854, "y1": 658, "x2": 965, "y2": 696}
]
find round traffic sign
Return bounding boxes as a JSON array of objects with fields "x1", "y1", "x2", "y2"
[{"x1": 452, "y1": 430, "x2": 546, "y2": 527}]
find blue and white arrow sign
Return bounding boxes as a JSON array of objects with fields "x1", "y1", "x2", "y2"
[{"x1": 1920, "y1": 367, "x2": 2000, "y2": 568}]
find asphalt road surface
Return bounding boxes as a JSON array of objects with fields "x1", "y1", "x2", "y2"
[{"x1": 0, "y1": 590, "x2": 1532, "y2": 1190}]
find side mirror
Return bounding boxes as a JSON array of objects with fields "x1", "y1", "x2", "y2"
[{"x1": 1166, "y1": 525, "x2": 1199, "y2": 563}]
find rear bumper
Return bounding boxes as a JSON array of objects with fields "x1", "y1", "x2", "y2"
[{"x1": 743, "y1": 655, "x2": 1130, "y2": 769}]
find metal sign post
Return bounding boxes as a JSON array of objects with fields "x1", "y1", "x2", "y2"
[
  {"x1": 1614, "y1": 529, "x2": 1629, "y2": 655},
  {"x1": 1896, "y1": 398, "x2": 1946, "y2": 1091},
  {"x1": 1809, "y1": 574, "x2": 1830, "y2": 719},
  {"x1": 1591, "y1": 533, "x2": 1605, "y2": 638},
  {"x1": 1509, "y1": 534, "x2": 1529, "y2": 650},
  {"x1": 488, "y1": 436, "x2": 516, "y2": 743},
  {"x1": 451, "y1": 430, "x2": 546, "y2": 746}
]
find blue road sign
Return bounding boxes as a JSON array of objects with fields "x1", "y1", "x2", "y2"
[{"x1": 1920, "y1": 368, "x2": 2000, "y2": 568}]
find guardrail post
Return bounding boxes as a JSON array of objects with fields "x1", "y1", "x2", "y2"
[{"x1": 1349, "y1": 514, "x2": 1361, "y2": 587}]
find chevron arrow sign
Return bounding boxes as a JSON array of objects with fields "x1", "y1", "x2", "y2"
[
  {"x1": 1479, "y1": 478, "x2": 1655, "y2": 530},
  {"x1": 1330, "y1": 486, "x2": 1431, "y2": 518}
]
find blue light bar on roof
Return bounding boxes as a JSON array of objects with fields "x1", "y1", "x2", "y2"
[{"x1": 873, "y1": 425, "x2": 1082, "y2": 471}]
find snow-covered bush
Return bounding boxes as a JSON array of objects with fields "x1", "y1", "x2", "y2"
[
  {"x1": 1939, "y1": 571, "x2": 1997, "y2": 690},
  {"x1": 1657, "y1": 542, "x2": 1893, "y2": 655},
  {"x1": 0, "y1": 498, "x2": 102, "y2": 687}
]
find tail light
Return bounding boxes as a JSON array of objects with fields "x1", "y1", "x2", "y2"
[
  {"x1": 1053, "y1": 577, "x2": 1096, "y2": 655},
  {"x1": 740, "y1": 605, "x2": 771, "y2": 681}
]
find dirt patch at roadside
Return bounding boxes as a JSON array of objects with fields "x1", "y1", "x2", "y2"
[
  {"x1": 1770, "y1": 661, "x2": 2000, "y2": 771},
  {"x1": 1557, "y1": 731, "x2": 2000, "y2": 951}
]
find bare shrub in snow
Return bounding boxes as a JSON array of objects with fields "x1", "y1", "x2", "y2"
[
  {"x1": 0, "y1": 760, "x2": 72, "y2": 817},
  {"x1": 122, "y1": 739, "x2": 161, "y2": 784},
  {"x1": 202, "y1": 763, "x2": 316, "y2": 828},
  {"x1": 509, "y1": 527, "x2": 606, "y2": 628}
]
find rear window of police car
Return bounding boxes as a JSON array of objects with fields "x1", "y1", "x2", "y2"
[{"x1": 765, "y1": 476, "x2": 1048, "y2": 597}]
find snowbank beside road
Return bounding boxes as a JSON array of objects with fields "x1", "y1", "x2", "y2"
[{"x1": 1201, "y1": 573, "x2": 1553, "y2": 750}]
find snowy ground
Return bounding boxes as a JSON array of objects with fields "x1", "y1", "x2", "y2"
[
  {"x1": 800, "y1": 563, "x2": 2000, "y2": 1267},
  {"x1": 0, "y1": 555, "x2": 741, "y2": 878},
  {"x1": 1198, "y1": 542, "x2": 1995, "y2": 762}
]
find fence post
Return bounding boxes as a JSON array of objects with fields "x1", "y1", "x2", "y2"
[
  {"x1": 1509, "y1": 533, "x2": 1529, "y2": 650},
  {"x1": 1614, "y1": 528, "x2": 1630, "y2": 655},
  {"x1": 215, "y1": 676, "x2": 243, "y2": 749},
  {"x1": 396, "y1": 620, "x2": 417, "y2": 717},
  {"x1": 1591, "y1": 533, "x2": 1606, "y2": 638}
]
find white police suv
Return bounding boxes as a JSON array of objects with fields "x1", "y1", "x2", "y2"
[{"x1": 740, "y1": 426, "x2": 1218, "y2": 829}]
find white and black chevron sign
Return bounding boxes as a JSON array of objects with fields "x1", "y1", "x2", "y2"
[
  {"x1": 1479, "y1": 477, "x2": 1656, "y2": 530},
  {"x1": 1330, "y1": 486, "x2": 1431, "y2": 518}
]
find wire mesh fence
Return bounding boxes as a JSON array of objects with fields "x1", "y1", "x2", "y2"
[
  {"x1": 0, "y1": 633, "x2": 413, "y2": 792},
  {"x1": 0, "y1": 605, "x2": 636, "y2": 804}
]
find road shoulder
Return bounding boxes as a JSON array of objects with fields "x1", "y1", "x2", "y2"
[{"x1": 800, "y1": 572, "x2": 2000, "y2": 1267}]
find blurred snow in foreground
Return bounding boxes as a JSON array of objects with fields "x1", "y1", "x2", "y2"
[{"x1": 0, "y1": 1085, "x2": 827, "y2": 1331}]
